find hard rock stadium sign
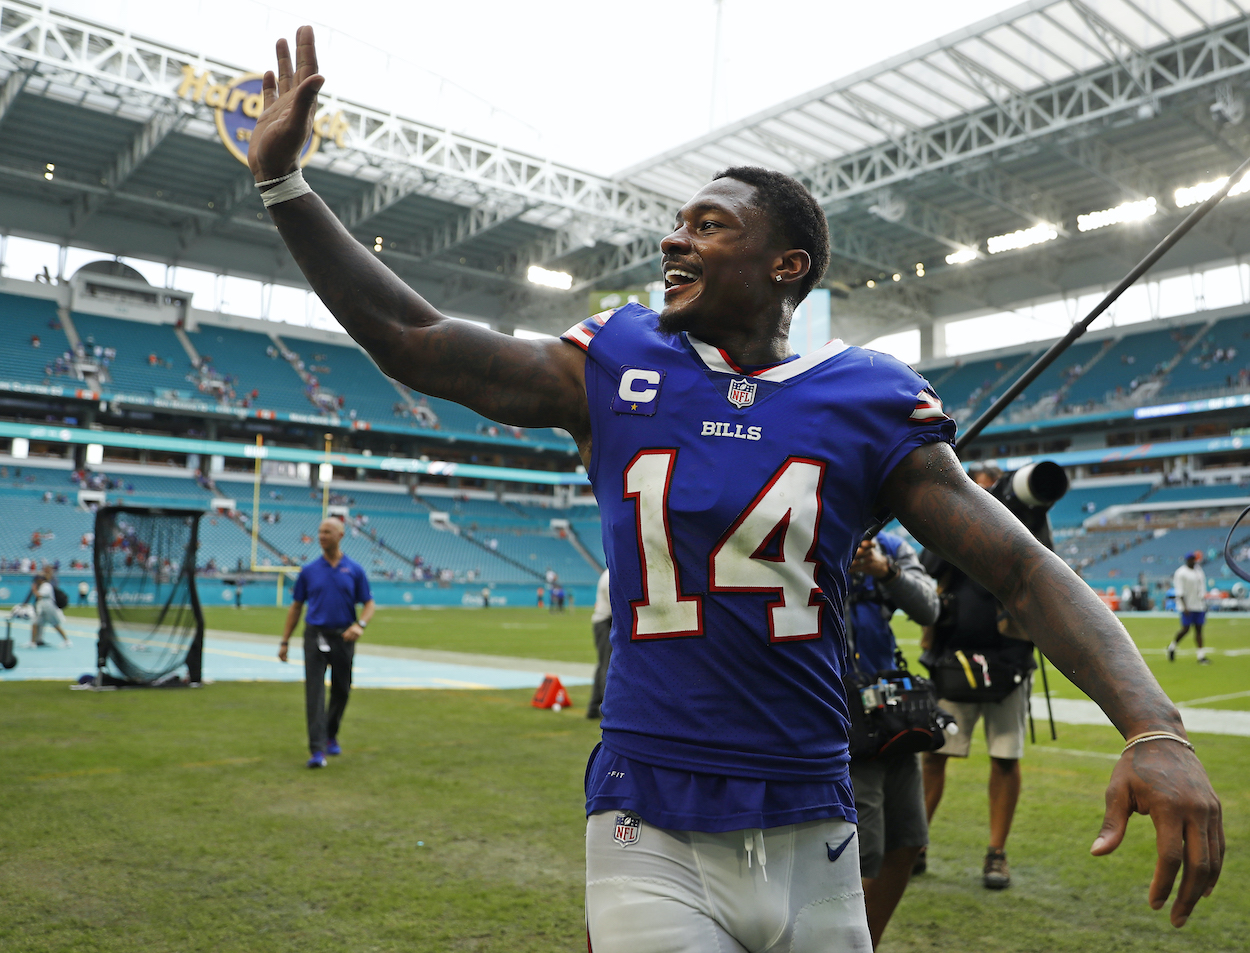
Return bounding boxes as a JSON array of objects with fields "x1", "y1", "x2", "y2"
[{"x1": 176, "y1": 65, "x2": 349, "y2": 167}]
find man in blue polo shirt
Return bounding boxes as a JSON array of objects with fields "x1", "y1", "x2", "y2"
[{"x1": 279, "y1": 517, "x2": 374, "y2": 768}]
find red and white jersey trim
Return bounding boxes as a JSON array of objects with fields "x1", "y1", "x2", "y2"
[
  {"x1": 560, "y1": 308, "x2": 616, "y2": 351},
  {"x1": 686, "y1": 334, "x2": 848, "y2": 382},
  {"x1": 910, "y1": 388, "x2": 949, "y2": 421}
]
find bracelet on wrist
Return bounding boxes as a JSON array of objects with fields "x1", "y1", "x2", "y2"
[{"x1": 1121, "y1": 731, "x2": 1194, "y2": 755}]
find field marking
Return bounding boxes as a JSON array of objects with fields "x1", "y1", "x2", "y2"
[
  {"x1": 1033, "y1": 746, "x2": 1120, "y2": 761},
  {"x1": 501, "y1": 623, "x2": 552, "y2": 629},
  {"x1": 1176, "y1": 689, "x2": 1250, "y2": 706}
]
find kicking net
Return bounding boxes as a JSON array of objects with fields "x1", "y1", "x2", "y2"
[{"x1": 93, "y1": 506, "x2": 205, "y2": 685}]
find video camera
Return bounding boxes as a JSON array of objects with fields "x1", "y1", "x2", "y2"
[{"x1": 986, "y1": 461, "x2": 1068, "y2": 545}]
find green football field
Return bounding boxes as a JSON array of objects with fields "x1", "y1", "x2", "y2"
[{"x1": 6, "y1": 609, "x2": 1247, "y2": 951}]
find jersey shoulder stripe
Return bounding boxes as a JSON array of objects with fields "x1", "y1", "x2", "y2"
[
  {"x1": 560, "y1": 308, "x2": 616, "y2": 351},
  {"x1": 910, "y1": 386, "x2": 950, "y2": 422}
]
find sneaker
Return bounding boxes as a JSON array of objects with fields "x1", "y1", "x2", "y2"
[
  {"x1": 306, "y1": 753, "x2": 328, "y2": 769},
  {"x1": 983, "y1": 848, "x2": 1011, "y2": 889},
  {"x1": 60, "y1": 639, "x2": 73, "y2": 649},
  {"x1": 1167, "y1": 644, "x2": 1176, "y2": 662},
  {"x1": 326, "y1": 739, "x2": 341, "y2": 756},
  {"x1": 912, "y1": 846, "x2": 927, "y2": 876},
  {"x1": 1198, "y1": 656, "x2": 1212, "y2": 665}
]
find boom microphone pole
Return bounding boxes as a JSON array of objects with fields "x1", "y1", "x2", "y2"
[
  {"x1": 956, "y1": 151, "x2": 1250, "y2": 454},
  {"x1": 864, "y1": 150, "x2": 1250, "y2": 544}
]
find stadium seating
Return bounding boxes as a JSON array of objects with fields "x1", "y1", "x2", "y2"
[
  {"x1": 927, "y1": 352, "x2": 1036, "y2": 420},
  {"x1": 1064, "y1": 324, "x2": 1199, "y2": 406},
  {"x1": 186, "y1": 323, "x2": 312, "y2": 415},
  {"x1": 1049, "y1": 481, "x2": 1155, "y2": 529},
  {"x1": 1159, "y1": 312, "x2": 1250, "y2": 396},
  {"x1": 1140, "y1": 482, "x2": 1250, "y2": 504},
  {"x1": 71, "y1": 312, "x2": 194, "y2": 397},
  {"x1": 0, "y1": 292, "x2": 71, "y2": 386},
  {"x1": 274, "y1": 336, "x2": 411, "y2": 424}
]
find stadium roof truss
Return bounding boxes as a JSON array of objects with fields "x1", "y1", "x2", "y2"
[{"x1": 4, "y1": 0, "x2": 1250, "y2": 339}]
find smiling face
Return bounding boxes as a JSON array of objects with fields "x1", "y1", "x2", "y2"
[{"x1": 657, "y1": 178, "x2": 791, "y2": 339}]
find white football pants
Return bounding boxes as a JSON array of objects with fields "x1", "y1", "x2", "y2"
[{"x1": 586, "y1": 811, "x2": 871, "y2": 953}]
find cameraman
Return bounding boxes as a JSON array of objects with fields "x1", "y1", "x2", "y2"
[
  {"x1": 847, "y1": 531, "x2": 940, "y2": 948},
  {"x1": 918, "y1": 464, "x2": 1037, "y2": 890}
]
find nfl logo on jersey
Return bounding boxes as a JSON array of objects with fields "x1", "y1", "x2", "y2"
[
  {"x1": 727, "y1": 377, "x2": 756, "y2": 408},
  {"x1": 613, "y1": 811, "x2": 642, "y2": 847}
]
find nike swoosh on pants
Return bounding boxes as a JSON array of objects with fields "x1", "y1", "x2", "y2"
[{"x1": 826, "y1": 831, "x2": 856, "y2": 863}]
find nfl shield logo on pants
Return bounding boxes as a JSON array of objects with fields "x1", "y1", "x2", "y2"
[
  {"x1": 613, "y1": 812, "x2": 641, "y2": 847},
  {"x1": 727, "y1": 377, "x2": 757, "y2": 408}
]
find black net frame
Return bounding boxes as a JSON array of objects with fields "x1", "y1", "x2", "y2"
[{"x1": 93, "y1": 506, "x2": 206, "y2": 685}]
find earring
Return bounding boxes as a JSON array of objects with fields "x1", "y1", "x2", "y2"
[{"x1": 774, "y1": 275, "x2": 782, "y2": 282}]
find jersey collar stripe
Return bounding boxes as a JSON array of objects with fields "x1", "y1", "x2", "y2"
[{"x1": 686, "y1": 334, "x2": 849, "y2": 382}]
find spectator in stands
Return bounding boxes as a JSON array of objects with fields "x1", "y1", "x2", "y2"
[
  {"x1": 587, "y1": 569, "x2": 611, "y2": 720},
  {"x1": 279, "y1": 517, "x2": 374, "y2": 768},
  {"x1": 30, "y1": 334, "x2": 40, "y2": 348},
  {"x1": 1168, "y1": 552, "x2": 1210, "y2": 665}
]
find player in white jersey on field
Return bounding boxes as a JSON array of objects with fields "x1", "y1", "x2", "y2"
[
  {"x1": 1169, "y1": 552, "x2": 1210, "y2": 665},
  {"x1": 247, "y1": 28, "x2": 1222, "y2": 948}
]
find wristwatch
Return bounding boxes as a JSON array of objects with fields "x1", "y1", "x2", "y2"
[
  {"x1": 358, "y1": 619, "x2": 368, "y2": 629},
  {"x1": 880, "y1": 556, "x2": 900, "y2": 584}
]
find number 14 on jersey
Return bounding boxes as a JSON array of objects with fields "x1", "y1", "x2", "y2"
[{"x1": 623, "y1": 449, "x2": 828, "y2": 643}]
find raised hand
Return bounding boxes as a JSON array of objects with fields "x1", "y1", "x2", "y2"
[
  {"x1": 249, "y1": 25, "x2": 325, "y2": 182},
  {"x1": 1091, "y1": 740, "x2": 1223, "y2": 927}
]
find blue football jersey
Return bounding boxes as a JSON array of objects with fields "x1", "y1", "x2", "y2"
[{"x1": 564, "y1": 304, "x2": 954, "y2": 791}]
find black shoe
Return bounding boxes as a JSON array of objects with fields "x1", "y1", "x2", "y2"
[
  {"x1": 983, "y1": 848, "x2": 1010, "y2": 889},
  {"x1": 912, "y1": 846, "x2": 927, "y2": 876},
  {"x1": 1167, "y1": 644, "x2": 1176, "y2": 662},
  {"x1": 1198, "y1": 656, "x2": 1212, "y2": 665}
]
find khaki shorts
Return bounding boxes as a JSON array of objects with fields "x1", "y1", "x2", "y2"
[{"x1": 936, "y1": 676, "x2": 1032, "y2": 760}]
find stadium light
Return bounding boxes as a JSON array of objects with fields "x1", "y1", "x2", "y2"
[
  {"x1": 986, "y1": 223, "x2": 1058, "y2": 255},
  {"x1": 44, "y1": 162, "x2": 53, "y2": 180},
  {"x1": 527, "y1": 265, "x2": 573, "y2": 290},
  {"x1": 373, "y1": 235, "x2": 383, "y2": 252},
  {"x1": 1175, "y1": 171, "x2": 1250, "y2": 208},
  {"x1": 891, "y1": 273, "x2": 901, "y2": 282},
  {"x1": 945, "y1": 247, "x2": 978, "y2": 265},
  {"x1": 915, "y1": 262, "x2": 925, "y2": 277},
  {"x1": 865, "y1": 279, "x2": 876, "y2": 288},
  {"x1": 10, "y1": 437, "x2": 28, "y2": 459},
  {"x1": 1077, "y1": 197, "x2": 1157, "y2": 232},
  {"x1": 86, "y1": 443, "x2": 104, "y2": 465}
]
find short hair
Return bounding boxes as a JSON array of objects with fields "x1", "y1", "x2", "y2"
[{"x1": 712, "y1": 166, "x2": 830, "y2": 302}]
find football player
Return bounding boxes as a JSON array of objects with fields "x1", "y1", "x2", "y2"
[{"x1": 249, "y1": 28, "x2": 1222, "y2": 950}]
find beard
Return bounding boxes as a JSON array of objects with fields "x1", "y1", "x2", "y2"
[{"x1": 656, "y1": 303, "x2": 690, "y2": 336}]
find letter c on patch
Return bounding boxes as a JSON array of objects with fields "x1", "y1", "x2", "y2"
[{"x1": 618, "y1": 369, "x2": 661, "y2": 403}]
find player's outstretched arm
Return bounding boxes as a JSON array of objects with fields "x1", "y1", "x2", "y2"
[
  {"x1": 880, "y1": 440, "x2": 1223, "y2": 928},
  {"x1": 247, "y1": 27, "x2": 589, "y2": 450}
]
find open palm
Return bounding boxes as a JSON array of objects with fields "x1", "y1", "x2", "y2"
[{"x1": 248, "y1": 25, "x2": 325, "y2": 182}]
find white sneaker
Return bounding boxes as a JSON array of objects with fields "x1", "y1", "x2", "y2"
[{"x1": 60, "y1": 639, "x2": 73, "y2": 649}]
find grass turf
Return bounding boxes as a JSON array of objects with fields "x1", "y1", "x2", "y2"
[{"x1": 5, "y1": 613, "x2": 1246, "y2": 951}]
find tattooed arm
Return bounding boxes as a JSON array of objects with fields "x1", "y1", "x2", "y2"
[
  {"x1": 880, "y1": 440, "x2": 1223, "y2": 928},
  {"x1": 245, "y1": 27, "x2": 590, "y2": 458}
]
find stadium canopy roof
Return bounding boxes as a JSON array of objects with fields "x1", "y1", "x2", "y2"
[{"x1": 4, "y1": 0, "x2": 1250, "y2": 343}]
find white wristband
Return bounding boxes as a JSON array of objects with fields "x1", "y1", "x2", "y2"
[{"x1": 260, "y1": 169, "x2": 313, "y2": 208}]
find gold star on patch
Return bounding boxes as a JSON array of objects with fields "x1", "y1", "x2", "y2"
[{"x1": 631, "y1": 403, "x2": 638, "y2": 410}]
